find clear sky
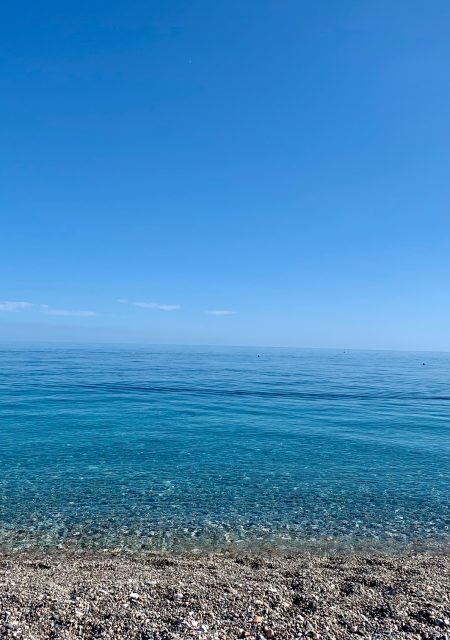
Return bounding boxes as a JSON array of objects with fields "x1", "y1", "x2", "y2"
[{"x1": 1, "y1": 1, "x2": 450, "y2": 350}]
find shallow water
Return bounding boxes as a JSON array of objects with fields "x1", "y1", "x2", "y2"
[{"x1": 0, "y1": 345, "x2": 449, "y2": 551}]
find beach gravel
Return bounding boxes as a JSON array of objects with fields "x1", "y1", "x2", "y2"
[{"x1": 0, "y1": 551, "x2": 449, "y2": 639}]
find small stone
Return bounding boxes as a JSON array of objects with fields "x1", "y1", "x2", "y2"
[
  {"x1": 199, "y1": 624, "x2": 209, "y2": 633},
  {"x1": 264, "y1": 627, "x2": 275, "y2": 638},
  {"x1": 129, "y1": 592, "x2": 140, "y2": 600},
  {"x1": 436, "y1": 619, "x2": 449, "y2": 628},
  {"x1": 305, "y1": 626, "x2": 320, "y2": 639},
  {"x1": 254, "y1": 615, "x2": 264, "y2": 624}
]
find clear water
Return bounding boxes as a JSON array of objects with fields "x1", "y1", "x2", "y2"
[{"x1": 0, "y1": 345, "x2": 449, "y2": 551}]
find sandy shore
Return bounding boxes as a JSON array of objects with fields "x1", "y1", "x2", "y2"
[{"x1": 0, "y1": 551, "x2": 449, "y2": 639}]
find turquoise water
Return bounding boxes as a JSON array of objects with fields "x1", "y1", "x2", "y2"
[{"x1": 0, "y1": 345, "x2": 449, "y2": 551}]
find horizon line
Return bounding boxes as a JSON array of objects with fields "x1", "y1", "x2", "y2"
[{"x1": 0, "y1": 339, "x2": 448, "y2": 355}]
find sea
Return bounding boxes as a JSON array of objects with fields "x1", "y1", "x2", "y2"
[{"x1": 0, "y1": 345, "x2": 449, "y2": 552}]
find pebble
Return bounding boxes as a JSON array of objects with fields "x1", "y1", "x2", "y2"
[{"x1": 436, "y1": 618, "x2": 450, "y2": 628}]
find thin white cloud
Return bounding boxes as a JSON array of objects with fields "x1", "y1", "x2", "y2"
[
  {"x1": 118, "y1": 299, "x2": 181, "y2": 312},
  {"x1": 206, "y1": 309, "x2": 236, "y2": 316},
  {"x1": 0, "y1": 300, "x2": 96, "y2": 317},
  {"x1": 0, "y1": 301, "x2": 34, "y2": 312},
  {"x1": 42, "y1": 308, "x2": 97, "y2": 317},
  {"x1": 138, "y1": 303, "x2": 181, "y2": 311}
]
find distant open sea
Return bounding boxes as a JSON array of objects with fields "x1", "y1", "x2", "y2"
[{"x1": 0, "y1": 345, "x2": 449, "y2": 552}]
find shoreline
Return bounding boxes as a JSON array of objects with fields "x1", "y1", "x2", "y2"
[
  {"x1": 1, "y1": 550, "x2": 449, "y2": 639},
  {"x1": 2, "y1": 522, "x2": 450, "y2": 556},
  {"x1": 2, "y1": 534, "x2": 450, "y2": 556}
]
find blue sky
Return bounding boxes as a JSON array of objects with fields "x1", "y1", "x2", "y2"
[{"x1": 1, "y1": 1, "x2": 450, "y2": 349}]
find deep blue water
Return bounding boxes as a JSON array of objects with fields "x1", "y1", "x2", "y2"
[{"x1": 0, "y1": 345, "x2": 449, "y2": 551}]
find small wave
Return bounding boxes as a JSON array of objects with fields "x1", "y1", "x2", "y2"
[{"x1": 48, "y1": 382, "x2": 450, "y2": 402}]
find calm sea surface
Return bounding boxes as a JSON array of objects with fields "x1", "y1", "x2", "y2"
[{"x1": 0, "y1": 345, "x2": 449, "y2": 551}]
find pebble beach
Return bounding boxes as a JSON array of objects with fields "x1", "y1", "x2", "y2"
[{"x1": 1, "y1": 551, "x2": 449, "y2": 640}]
